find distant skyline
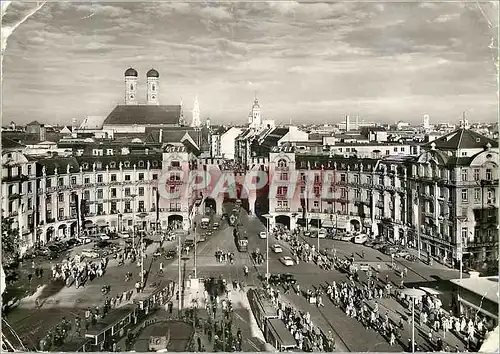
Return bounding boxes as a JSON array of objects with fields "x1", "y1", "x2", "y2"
[{"x1": 2, "y1": 2, "x2": 498, "y2": 125}]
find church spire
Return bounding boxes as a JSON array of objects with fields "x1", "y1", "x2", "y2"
[{"x1": 191, "y1": 95, "x2": 201, "y2": 128}]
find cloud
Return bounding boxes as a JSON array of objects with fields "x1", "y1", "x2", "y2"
[{"x1": 1, "y1": 1, "x2": 497, "y2": 125}]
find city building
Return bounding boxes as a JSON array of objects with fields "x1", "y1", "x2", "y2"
[{"x1": 266, "y1": 128, "x2": 498, "y2": 270}]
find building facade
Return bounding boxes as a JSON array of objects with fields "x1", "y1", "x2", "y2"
[{"x1": 266, "y1": 129, "x2": 498, "y2": 270}]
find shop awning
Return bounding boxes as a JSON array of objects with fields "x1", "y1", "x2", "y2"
[
  {"x1": 322, "y1": 220, "x2": 334, "y2": 228},
  {"x1": 96, "y1": 220, "x2": 108, "y2": 227}
]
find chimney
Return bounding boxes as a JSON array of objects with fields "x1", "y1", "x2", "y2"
[
  {"x1": 345, "y1": 115, "x2": 350, "y2": 132},
  {"x1": 159, "y1": 129, "x2": 163, "y2": 143}
]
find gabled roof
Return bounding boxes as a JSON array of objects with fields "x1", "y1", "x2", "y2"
[
  {"x1": 425, "y1": 129, "x2": 498, "y2": 150},
  {"x1": 26, "y1": 120, "x2": 42, "y2": 126},
  {"x1": 103, "y1": 105, "x2": 181, "y2": 126}
]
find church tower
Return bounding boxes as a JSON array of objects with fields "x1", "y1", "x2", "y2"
[
  {"x1": 250, "y1": 97, "x2": 262, "y2": 128},
  {"x1": 191, "y1": 96, "x2": 201, "y2": 128},
  {"x1": 124, "y1": 68, "x2": 138, "y2": 105},
  {"x1": 146, "y1": 68, "x2": 160, "y2": 105}
]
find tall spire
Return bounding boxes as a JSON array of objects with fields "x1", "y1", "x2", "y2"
[{"x1": 191, "y1": 95, "x2": 201, "y2": 128}]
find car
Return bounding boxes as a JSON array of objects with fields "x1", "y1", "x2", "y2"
[
  {"x1": 165, "y1": 250, "x2": 177, "y2": 260},
  {"x1": 280, "y1": 256, "x2": 295, "y2": 266},
  {"x1": 259, "y1": 232, "x2": 267, "y2": 239},
  {"x1": 81, "y1": 249, "x2": 100, "y2": 258},
  {"x1": 212, "y1": 222, "x2": 219, "y2": 230},
  {"x1": 99, "y1": 234, "x2": 111, "y2": 241},
  {"x1": 281, "y1": 273, "x2": 297, "y2": 285},
  {"x1": 304, "y1": 231, "x2": 311, "y2": 237},
  {"x1": 206, "y1": 230, "x2": 213, "y2": 236},
  {"x1": 318, "y1": 229, "x2": 327, "y2": 238},
  {"x1": 119, "y1": 233, "x2": 131, "y2": 239},
  {"x1": 359, "y1": 264, "x2": 370, "y2": 271},
  {"x1": 395, "y1": 250, "x2": 410, "y2": 258},
  {"x1": 94, "y1": 240, "x2": 112, "y2": 249},
  {"x1": 197, "y1": 235, "x2": 207, "y2": 243},
  {"x1": 272, "y1": 244, "x2": 283, "y2": 253}
]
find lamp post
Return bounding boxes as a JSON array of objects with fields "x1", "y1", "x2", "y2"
[
  {"x1": 130, "y1": 194, "x2": 137, "y2": 248},
  {"x1": 262, "y1": 213, "x2": 272, "y2": 280},
  {"x1": 137, "y1": 212, "x2": 148, "y2": 286},
  {"x1": 401, "y1": 288, "x2": 425, "y2": 353},
  {"x1": 117, "y1": 213, "x2": 122, "y2": 233}
]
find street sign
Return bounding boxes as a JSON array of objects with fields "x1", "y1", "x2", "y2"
[{"x1": 457, "y1": 244, "x2": 463, "y2": 261}]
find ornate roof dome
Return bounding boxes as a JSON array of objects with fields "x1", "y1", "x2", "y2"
[
  {"x1": 147, "y1": 68, "x2": 160, "y2": 78},
  {"x1": 124, "y1": 68, "x2": 138, "y2": 77}
]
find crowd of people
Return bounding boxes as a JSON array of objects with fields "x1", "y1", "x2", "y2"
[
  {"x1": 48, "y1": 254, "x2": 110, "y2": 290},
  {"x1": 214, "y1": 249, "x2": 235, "y2": 264},
  {"x1": 265, "y1": 224, "x2": 494, "y2": 352}
]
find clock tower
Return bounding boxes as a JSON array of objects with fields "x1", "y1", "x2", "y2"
[{"x1": 124, "y1": 67, "x2": 138, "y2": 105}]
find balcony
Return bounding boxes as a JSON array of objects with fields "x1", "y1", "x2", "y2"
[
  {"x1": 376, "y1": 201, "x2": 384, "y2": 208},
  {"x1": 381, "y1": 217, "x2": 393, "y2": 223},
  {"x1": 276, "y1": 193, "x2": 288, "y2": 200},
  {"x1": 480, "y1": 179, "x2": 499, "y2": 187},
  {"x1": 166, "y1": 178, "x2": 183, "y2": 185},
  {"x1": 385, "y1": 185, "x2": 395, "y2": 192},
  {"x1": 424, "y1": 211, "x2": 435, "y2": 218},
  {"x1": 374, "y1": 184, "x2": 384, "y2": 190},
  {"x1": 275, "y1": 165, "x2": 289, "y2": 171},
  {"x1": 46, "y1": 218, "x2": 56, "y2": 224},
  {"x1": 168, "y1": 207, "x2": 182, "y2": 212},
  {"x1": 422, "y1": 193, "x2": 434, "y2": 200},
  {"x1": 2, "y1": 174, "x2": 28, "y2": 182},
  {"x1": 275, "y1": 207, "x2": 290, "y2": 212},
  {"x1": 168, "y1": 165, "x2": 182, "y2": 171}
]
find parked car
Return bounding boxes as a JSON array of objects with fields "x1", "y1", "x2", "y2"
[
  {"x1": 94, "y1": 240, "x2": 112, "y2": 249},
  {"x1": 81, "y1": 249, "x2": 100, "y2": 258},
  {"x1": 165, "y1": 250, "x2": 177, "y2": 260},
  {"x1": 317, "y1": 229, "x2": 327, "y2": 238},
  {"x1": 212, "y1": 222, "x2": 219, "y2": 230},
  {"x1": 394, "y1": 250, "x2": 410, "y2": 258},
  {"x1": 198, "y1": 235, "x2": 207, "y2": 243},
  {"x1": 359, "y1": 264, "x2": 370, "y2": 271},
  {"x1": 272, "y1": 244, "x2": 283, "y2": 253},
  {"x1": 119, "y1": 233, "x2": 131, "y2": 239},
  {"x1": 280, "y1": 256, "x2": 295, "y2": 266},
  {"x1": 259, "y1": 232, "x2": 267, "y2": 239}
]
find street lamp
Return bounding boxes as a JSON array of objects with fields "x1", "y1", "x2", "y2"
[
  {"x1": 130, "y1": 194, "x2": 137, "y2": 248},
  {"x1": 137, "y1": 212, "x2": 148, "y2": 286},
  {"x1": 401, "y1": 288, "x2": 425, "y2": 354},
  {"x1": 262, "y1": 213, "x2": 272, "y2": 280}
]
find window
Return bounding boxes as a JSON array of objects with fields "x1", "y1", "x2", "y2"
[
  {"x1": 97, "y1": 174, "x2": 103, "y2": 183},
  {"x1": 111, "y1": 201, "x2": 117, "y2": 211},
  {"x1": 138, "y1": 187, "x2": 144, "y2": 196},
  {"x1": 341, "y1": 188, "x2": 347, "y2": 198},
  {"x1": 27, "y1": 182, "x2": 32, "y2": 193},
  {"x1": 385, "y1": 150, "x2": 390, "y2": 156},
  {"x1": 355, "y1": 189, "x2": 361, "y2": 199},
  {"x1": 82, "y1": 163, "x2": 89, "y2": 169},
  {"x1": 138, "y1": 200, "x2": 144, "y2": 211},
  {"x1": 378, "y1": 176, "x2": 384, "y2": 185},
  {"x1": 366, "y1": 190, "x2": 370, "y2": 200},
  {"x1": 474, "y1": 188, "x2": 480, "y2": 201},
  {"x1": 171, "y1": 161, "x2": 180, "y2": 168},
  {"x1": 313, "y1": 186, "x2": 320, "y2": 195},
  {"x1": 277, "y1": 186, "x2": 288, "y2": 196},
  {"x1": 461, "y1": 169, "x2": 467, "y2": 182},
  {"x1": 96, "y1": 162, "x2": 102, "y2": 169},
  {"x1": 473, "y1": 169, "x2": 480, "y2": 181},
  {"x1": 84, "y1": 177, "x2": 90, "y2": 184},
  {"x1": 97, "y1": 189, "x2": 103, "y2": 199},
  {"x1": 280, "y1": 173, "x2": 288, "y2": 181},
  {"x1": 313, "y1": 201, "x2": 319, "y2": 208},
  {"x1": 125, "y1": 188, "x2": 130, "y2": 197},
  {"x1": 341, "y1": 203, "x2": 347, "y2": 213},
  {"x1": 340, "y1": 174, "x2": 346, "y2": 182},
  {"x1": 152, "y1": 84, "x2": 156, "y2": 91},
  {"x1": 58, "y1": 177, "x2": 64, "y2": 186},
  {"x1": 71, "y1": 176, "x2": 77, "y2": 185},
  {"x1": 111, "y1": 188, "x2": 117, "y2": 198},
  {"x1": 277, "y1": 159, "x2": 287, "y2": 168},
  {"x1": 153, "y1": 174, "x2": 158, "y2": 180},
  {"x1": 46, "y1": 178, "x2": 52, "y2": 188},
  {"x1": 125, "y1": 174, "x2": 131, "y2": 181},
  {"x1": 394, "y1": 147, "x2": 397, "y2": 152},
  {"x1": 461, "y1": 227, "x2": 468, "y2": 244},
  {"x1": 84, "y1": 190, "x2": 90, "y2": 200},
  {"x1": 367, "y1": 176, "x2": 372, "y2": 185},
  {"x1": 27, "y1": 165, "x2": 32, "y2": 175},
  {"x1": 300, "y1": 186, "x2": 305, "y2": 193},
  {"x1": 110, "y1": 161, "x2": 116, "y2": 168},
  {"x1": 461, "y1": 189, "x2": 468, "y2": 202},
  {"x1": 152, "y1": 161, "x2": 158, "y2": 168},
  {"x1": 139, "y1": 173, "x2": 144, "y2": 181},
  {"x1": 314, "y1": 174, "x2": 320, "y2": 183},
  {"x1": 124, "y1": 161, "x2": 130, "y2": 168},
  {"x1": 125, "y1": 201, "x2": 131, "y2": 211},
  {"x1": 486, "y1": 169, "x2": 492, "y2": 180},
  {"x1": 58, "y1": 194, "x2": 64, "y2": 202},
  {"x1": 353, "y1": 175, "x2": 359, "y2": 184},
  {"x1": 58, "y1": 208, "x2": 64, "y2": 218},
  {"x1": 28, "y1": 198, "x2": 32, "y2": 210},
  {"x1": 138, "y1": 161, "x2": 144, "y2": 168}
]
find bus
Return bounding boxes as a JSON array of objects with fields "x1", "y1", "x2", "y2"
[
  {"x1": 200, "y1": 217, "x2": 210, "y2": 229},
  {"x1": 234, "y1": 230, "x2": 248, "y2": 252}
]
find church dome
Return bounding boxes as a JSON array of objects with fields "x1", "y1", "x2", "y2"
[
  {"x1": 147, "y1": 69, "x2": 160, "y2": 78},
  {"x1": 124, "y1": 68, "x2": 138, "y2": 77}
]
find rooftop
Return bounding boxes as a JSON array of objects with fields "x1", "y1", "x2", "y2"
[
  {"x1": 424, "y1": 128, "x2": 498, "y2": 150},
  {"x1": 450, "y1": 276, "x2": 499, "y2": 304},
  {"x1": 103, "y1": 105, "x2": 181, "y2": 126}
]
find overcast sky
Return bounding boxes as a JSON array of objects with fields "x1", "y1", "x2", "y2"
[{"x1": 2, "y1": 1, "x2": 498, "y2": 126}]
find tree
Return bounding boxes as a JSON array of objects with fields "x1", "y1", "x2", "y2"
[{"x1": 1, "y1": 217, "x2": 20, "y2": 269}]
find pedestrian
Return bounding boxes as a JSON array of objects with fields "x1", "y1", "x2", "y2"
[{"x1": 389, "y1": 331, "x2": 395, "y2": 346}]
